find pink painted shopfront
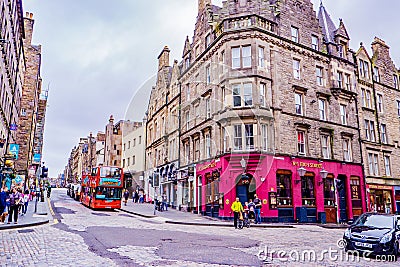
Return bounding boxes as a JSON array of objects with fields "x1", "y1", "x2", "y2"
[{"x1": 196, "y1": 154, "x2": 366, "y2": 223}]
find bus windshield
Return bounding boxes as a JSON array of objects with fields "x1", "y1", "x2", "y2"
[
  {"x1": 100, "y1": 167, "x2": 121, "y2": 178},
  {"x1": 95, "y1": 187, "x2": 122, "y2": 200}
]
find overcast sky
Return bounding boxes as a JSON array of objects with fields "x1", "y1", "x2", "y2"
[{"x1": 22, "y1": 0, "x2": 400, "y2": 177}]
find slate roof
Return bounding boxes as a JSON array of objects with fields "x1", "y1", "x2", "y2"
[{"x1": 317, "y1": 3, "x2": 337, "y2": 44}]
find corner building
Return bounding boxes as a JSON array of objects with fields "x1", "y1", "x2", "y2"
[{"x1": 177, "y1": 0, "x2": 366, "y2": 223}]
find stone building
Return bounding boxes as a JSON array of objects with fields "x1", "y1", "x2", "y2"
[
  {"x1": 145, "y1": 46, "x2": 181, "y2": 204},
  {"x1": 122, "y1": 121, "x2": 145, "y2": 190},
  {"x1": 355, "y1": 37, "x2": 400, "y2": 214},
  {"x1": 95, "y1": 131, "x2": 105, "y2": 166},
  {"x1": 15, "y1": 13, "x2": 43, "y2": 174},
  {"x1": 0, "y1": 0, "x2": 25, "y2": 166},
  {"x1": 144, "y1": 0, "x2": 368, "y2": 223}
]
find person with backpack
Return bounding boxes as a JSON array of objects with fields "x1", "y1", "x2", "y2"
[{"x1": 7, "y1": 187, "x2": 22, "y2": 224}]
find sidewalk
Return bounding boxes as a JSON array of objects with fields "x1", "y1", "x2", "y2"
[
  {"x1": 119, "y1": 202, "x2": 294, "y2": 228},
  {"x1": 0, "y1": 197, "x2": 52, "y2": 230}
]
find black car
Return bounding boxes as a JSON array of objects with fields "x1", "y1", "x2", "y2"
[{"x1": 343, "y1": 212, "x2": 400, "y2": 259}]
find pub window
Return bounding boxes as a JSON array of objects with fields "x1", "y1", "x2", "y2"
[
  {"x1": 205, "y1": 172, "x2": 219, "y2": 204},
  {"x1": 323, "y1": 175, "x2": 335, "y2": 207},
  {"x1": 276, "y1": 170, "x2": 292, "y2": 206},
  {"x1": 350, "y1": 177, "x2": 362, "y2": 216},
  {"x1": 301, "y1": 172, "x2": 315, "y2": 206}
]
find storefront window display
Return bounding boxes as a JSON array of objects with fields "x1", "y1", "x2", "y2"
[
  {"x1": 301, "y1": 172, "x2": 315, "y2": 206},
  {"x1": 276, "y1": 170, "x2": 292, "y2": 206}
]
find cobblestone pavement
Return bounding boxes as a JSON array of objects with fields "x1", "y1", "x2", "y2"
[{"x1": 0, "y1": 189, "x2": 398, "y2": 266}]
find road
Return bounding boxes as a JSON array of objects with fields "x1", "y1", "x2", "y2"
[{"x1": 0, "y1": 188, "x2": 397, "y2": 266}]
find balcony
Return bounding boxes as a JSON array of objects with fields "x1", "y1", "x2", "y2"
[{"x1": 216, "y1": 15, "x2": 276, "y2": 38}]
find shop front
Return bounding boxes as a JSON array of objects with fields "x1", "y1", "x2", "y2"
[
  {"x1": 367, "y1": 184, "x2": 394, "y2": 214},
  {"x1": 178, "y1": 165, "x2": 196, "y2": 212},
  {"x1": 197, "y1": 154, "x2": 366, "y2": 223}
]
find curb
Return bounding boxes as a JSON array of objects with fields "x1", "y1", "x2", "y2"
[
  {"x1": 0, "y1": 219, "x2": 50, "y2": 231},
  {"x1": 165, "y1": 220, "x2": 295, "y2": 228},
  {"x1": 118, "y1": 208, "x2": 157, "y2": 218}
]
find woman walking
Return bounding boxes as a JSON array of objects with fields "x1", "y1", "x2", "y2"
[{"x1": 8, "y1": 188, "x2": 22, "y2": 224}]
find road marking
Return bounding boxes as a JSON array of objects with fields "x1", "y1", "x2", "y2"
[{"x1": 47, "y1": 197, "x2": 55, "y2": 216}]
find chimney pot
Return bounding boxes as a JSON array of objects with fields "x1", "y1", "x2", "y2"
[{"x1": 30, "y1": 13, "x2": 33, "y2": 19}]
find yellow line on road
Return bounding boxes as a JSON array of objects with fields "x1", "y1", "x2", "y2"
[{"x1": 47, "y1": 197, "x2": 55, "y2": 216}]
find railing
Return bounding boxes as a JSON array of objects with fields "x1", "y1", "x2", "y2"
[{"x1": 216, "y1": 15, "x2": 276, "y2": 37}]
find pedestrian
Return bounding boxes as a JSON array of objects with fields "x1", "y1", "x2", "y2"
[
  {"x1": 22, "y1": 190, "x2": 30, "y2": 215},
  {"x1": 7, "y1": 187, "x2": 22, "y2": 224},
  {"x1": 139, "y1": 192, "x2": 144, "y2": 203},
  {"x1": 231, "y1": 197, "x2": 244, "y2": 229},
  {"x1": 253, "y1": 194, "x2": 262, "y2": 224},
  {"x1": 133, "y1": 190, "x2": 139, "y2": 203},
  {"x1": 0, "y1": 187, "x2": 8, "y2": 222},
  {"x1": 161, "y1": 194, "x2": 168, "y2": 211},
  {"x1": 123, "y1": 190, "x2": 129, "y2": 206}
]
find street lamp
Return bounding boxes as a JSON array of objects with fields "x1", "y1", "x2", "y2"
[
  {"x1": 295, "y1": 167, "x2": 306, "y2": 184},
  {"x1": 318, "y1": 169, "x2": 328, "y2": 186},
  {"x1": 240, "y1": 157, "x2": 247, "y2": 173}
]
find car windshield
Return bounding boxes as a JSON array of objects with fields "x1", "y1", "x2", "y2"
[{"x1": 355, "y1": 214, "x2": 393, "y2": 229}]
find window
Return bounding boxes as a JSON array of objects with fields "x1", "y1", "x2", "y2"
[
  {"x1": 233, "y1": 84, "x2": 241, "y2": 107},
  {"x1": 234, "y1": 125, "x2": 242, "y2": 150},
  {"x1": 242, "y1": 46, "x2": 251, "y2": 68},
  {"x1": 127, "y1": 157, "x2": 130, "y2": 166},
  {"x1": 205, "y1": 133, "x2": 211, "y2": 158},
  {"x1": 132, "y1": 156, "x2": 136, "y2": 165},
  {"x1": 260, "y1": 83, "x2": 266, "y2": 107},
  {"x1": 295, "y1": 92, "x2": 303, "y2": 115},
  {"x1": 345, "y1": 74, "x2": 351, "y2": 91},
  {"x1": 223, "y1": 127, "x2": 228, "y2": 152},
  {"x1": 21, "y1": 108, "x2": 26, "y2": 116},
  {"x1": 337, "y1": 71, "x2": 343, "y2": 88},
  {"x1": 122, "y1": 159, "x2": 125, "y2": 168},
  {"x1": 338, "y1": 44, "x2": 345, "y2": 58},
  {"x1": 206, "y1": 98, "x2": 211, "y2": 118},
  {"x1": 205, "y1": 34, "x2": 211, "y2": 47},
  {"x1": 394, "y1": 75, "x2": 399, "y2": 89},
  {"x1": 291, "y1": 26, "x2": 299, "y2": 43},
  {"x1": 185, "y1": 111, "x2": 190, "y2": 130},
  {"x1": 206, "y1": 66, "x2": 211, "y2": 84},
  {"x1": 276, "y1": 170, "x2": 293, "y2": 206},
  {"x1": 232, "y1": 47, "x2": 240, "y2": 69},
  {"x1": 359, "y1": 59, "x2": 370, "y2": 78},
  {"x1": 311, "y1": 35, "x2": 319, "y2": 50},
  {"x1": 301, "y1": 173, "x2": 315, "y2": 206},
  {"x1": 343, "y1": 138, "x2": 352, "y2": 162},
  {"x1": 139, "y1": 136, "x2": 142, "y2": 144},
  {"x1": 133, "y1": 138, "x2": 136, "y2": 147},
  {"x1": 194, "y1": 138, "x2": 200, "y2": 161},
  {"x1": 239, "y1": 0, "x2": 247, "y2": 7},
  {"x1": 297, "y1": 130, "x2": 306, "y2": 155},
  {"x1": 123, "y1": 143, "x2": 126, "y2": 151},
  {"x1": 185, "y1": 142, "x2": 190, "y2": 164},
  {"x1": 384, "y1": 156, "x2": 391, "y2": 176},
  {"x1": 244, "y1": 124, "x2": 254, "y2": 150},
  {"x1": 397, "y1": 100, "x2": 400, "y2": 117},
  {"x1": 377, "y1": 94, "x2": 383, "y2": 113},
  {"x1": 368, "y1": 153, "x2": 379, "y2": 176},
  {"x1": 293, "y1": 59, "x2": 300, "y2": 79},
  {"x1": 233, "y1": 83, "x2": 252, "y2": 107},
  {"x1": 316, "y1": 66, "x2": 323, "y2": 86},
  {"x1": 222, "y1": 86, "x2": 226, "y2": 107},
  {"x1": 319, "y1": 99, "x2": 326, "y2": 121},
  {"x1": 361, "y1": 89, "x2": 372, "y2": 108},
  {"x1": 364, "y1": 61, "x2": 370, "y2": 79},
  {"x1": 364, "y1": 120, "x2": 376, "y2": 142},
  {"x1": 340, "y1": 104, "x2": 347, "y2": 125},
  {"x1": 373, "y1": 67, "x2": 380, "y2": 82},
  {"x1": 381, "y1": 124, "x2": 387, "y2": 144},
  {"x1": 243, "y1": 83, "x2": 253, "y2": 106},
  {"x1": 258, "y1": 46, "x2": 265, "y2": 68},
  {"x1": 186, "y1": 84, "x2": 190, "y2": 101},
  {"x1": 321, "y1": 135, "x2": 331, "y2": 159},
  {"x1": 262, "y1": 124, "x2": 268, "y2": 150}
]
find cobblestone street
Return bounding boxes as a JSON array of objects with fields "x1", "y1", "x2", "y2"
[{"x1": 0, "y1": 189, "x2": 397, "y2": 266}]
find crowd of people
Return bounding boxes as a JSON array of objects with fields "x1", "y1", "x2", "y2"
[
  {"x1": 0, "y1": 185, "x2": 44, "y2": 224},
  {"x1": 122, "y1": 189, "x2": 145, "y2": 206}
]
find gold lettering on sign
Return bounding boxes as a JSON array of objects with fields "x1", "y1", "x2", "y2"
[{"x1": 292, "y1": 161, "x2": 322, "y2": 169}]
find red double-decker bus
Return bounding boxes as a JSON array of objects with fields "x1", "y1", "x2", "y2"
[{"x1": 80, "y1": 166, "x2": 123, "y2": 209}]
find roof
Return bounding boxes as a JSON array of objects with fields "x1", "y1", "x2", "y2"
[{"x1": 317, "y1": 3, "x2": 337, "y2": 43}]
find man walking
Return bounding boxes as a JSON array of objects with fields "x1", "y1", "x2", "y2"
[
  {"x1": 253, "y1": 194, "x2": 262, "y2": 224},
  {"x1": 231, "y1": 197, "x2": 243, "y2": 229}
]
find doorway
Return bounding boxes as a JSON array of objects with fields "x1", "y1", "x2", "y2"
[
  {"x1": 235, "y1": 173, "x2": 255, "y2": 205},
  {"x1": 337, "y1": 175, "x2": 347, "y2": 223}
]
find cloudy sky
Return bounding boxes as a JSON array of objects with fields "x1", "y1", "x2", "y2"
[{"x1": 22, "y1": 0, "x2": 399, "y2": 177}]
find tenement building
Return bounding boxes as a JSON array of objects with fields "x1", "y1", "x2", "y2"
[
  {"x1": 355, "y1": 38, "x2": 400, "y2": 214},
  {"x1": 0, "y1": 0, "x2": 25, "y2": 164},
  {"x1": 145, "y1": 46, "x2": 181, "y2": 205},
  {"x1": 144, "y1": 0, "x2": 371, "y2": 223}
]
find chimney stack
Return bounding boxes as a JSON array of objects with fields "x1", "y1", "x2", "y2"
[{"x1": 158, "y1": 46, "x2": 170, "y2": 70}]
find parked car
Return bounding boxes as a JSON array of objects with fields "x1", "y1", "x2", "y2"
[
  {"x1": 343, "y1": 212, "x2": 400, "y2": 260},
  {"x1": 73, "y1": 184, "x2": 81, "y2": 201}
]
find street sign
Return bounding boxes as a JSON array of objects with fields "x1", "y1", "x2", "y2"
[
  {"x1": 9, "y1": 144, "x2": 19, "y2": 160},
  {"x1": 33, "y1": 153, "x2": 41, "y2": 164},
  {"x1": 10, "y1": 124, "x2": 17, "y2": 131}
]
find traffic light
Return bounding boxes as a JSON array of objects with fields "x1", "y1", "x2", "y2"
[{"x1": 41, "y1": 166, "x2": 48, "y2": 178}]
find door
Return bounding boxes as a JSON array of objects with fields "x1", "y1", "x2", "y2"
[
  {"x1": 337, "y1": 175, "x2": 347, "y2": 223},
  {"x1": 236, "y1": 184, "x2": 249, "y2": 205}
]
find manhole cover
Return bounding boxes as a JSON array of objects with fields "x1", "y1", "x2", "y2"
[{"x1": 18, "y1": 229, "x2": 34, "y2": 234}]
